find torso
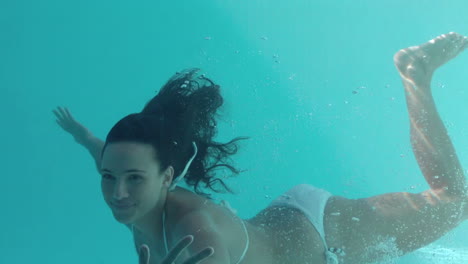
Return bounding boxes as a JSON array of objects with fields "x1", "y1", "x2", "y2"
[{"x1": 132, "y1": 188, "x2": 343, "y2": 264}]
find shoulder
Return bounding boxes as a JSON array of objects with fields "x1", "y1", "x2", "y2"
[
  {"x1": 166, "y1": 187, "x2": 214, "y2": 219},
  {"x1": 174, "y1": 210, "x2": 217, "y2": 233},
  {"x1": 169, "y1": 207, "x2": 231, "y2": 263},
  {"x1": 166, "y1": 187, "x2": 223, "y2": 237},
  {"x1": 168, "y1": 190, "x2": 223, "y2": 234}
]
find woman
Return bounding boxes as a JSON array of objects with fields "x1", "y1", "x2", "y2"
[{"x1": 54, "y1": 32, "x2": 468, "y2": 264}]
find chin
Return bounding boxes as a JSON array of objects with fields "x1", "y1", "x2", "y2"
[
  {"x1": 111, "y1": 209, "x2": 135, "y2": 224},
  {"x1": 113, "y1": 214, "x2": 134, "y2": 224}
]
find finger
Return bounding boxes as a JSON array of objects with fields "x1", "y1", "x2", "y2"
[
  {"x1": 52, "y1": 109, "x2": 61, "y2": 119},
  {"x1": 139, "y1": 244, "x2": 150, "y2": 264},
  {"x1": 57, "y1": 107, "x2": 68, "y2": 119},
  {"x1": 183, "y1": 247, "x2": 214, "y2": 264},
  {"x1": 52, "y1": 108, "x2": 65, "y2": 120},
  {"x1": 64, "y1": 107, "x2": 74, "y2": 120},
  {"x1": 161, "y1": 235, "x2": 194, "y2": 264}
]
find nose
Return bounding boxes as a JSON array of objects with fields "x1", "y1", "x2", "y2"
[{"x1": 112, "y1": 180, "x2": 130, "y2": 200}]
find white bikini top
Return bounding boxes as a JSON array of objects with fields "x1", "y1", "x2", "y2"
[{"x1": 132, "y1": 142, "x2": 250, "y2": 263}]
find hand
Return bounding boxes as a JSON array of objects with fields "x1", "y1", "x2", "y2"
[
  {"x1": 52, "y1": 106, "x2": 92, "y2": 145},
  {"x1": 138, "y1": 235, "x2": 214, "y2": 264}
]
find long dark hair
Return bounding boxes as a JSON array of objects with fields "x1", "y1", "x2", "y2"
[{"x1": 103, "y1": 68, "x2": 247, "y2": 198}]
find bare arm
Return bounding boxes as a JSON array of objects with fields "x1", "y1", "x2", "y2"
[
  {"x1": 53, "y1": 106, "x2": 104, "y2": 173},
  {"x1": 79, "y1": 135, "x2": 105, "y2": 173}
]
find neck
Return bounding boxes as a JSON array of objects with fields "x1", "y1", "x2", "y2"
[{"x1": 133, "y1": 194, "x2": 168, "y2": 244}]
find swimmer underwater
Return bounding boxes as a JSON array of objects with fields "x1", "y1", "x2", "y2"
[{"x1": 54, "y1": 32, "x2": 468, "y2": 264}]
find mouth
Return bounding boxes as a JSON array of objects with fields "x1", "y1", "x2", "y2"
[{"x1": 112, "y1": 203, "x2": 135, "y2": 210}]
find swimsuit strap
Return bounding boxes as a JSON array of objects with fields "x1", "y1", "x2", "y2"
[
  {"x1": 220, "y1": 200, "x2": 249, "y2": 264},
  {"x1": 235, "y1": 219, "x2": 250, "y2": 264},
  {"x1": 162, "y1": 209, "x2": 169, "y2": 254},
  {"x1": 169, "y1": 142, "x2": 198, "y2": 191},
  {"x1": 130, "y1": 208, "x2": 169, "y2": 255},
  {"x1": 135, "y1": 204, "x2": 248, "y2": 264}
]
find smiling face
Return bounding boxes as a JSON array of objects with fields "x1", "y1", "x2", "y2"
[{"x1": 100, "y1": 142, "x2": 173, "y2": 224}]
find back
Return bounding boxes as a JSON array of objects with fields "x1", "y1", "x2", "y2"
[{"x1": 163, "y1": 188, "x2": 275, "y2": 264}]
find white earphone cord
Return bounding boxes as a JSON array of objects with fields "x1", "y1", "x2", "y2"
[{"x1": 169, "y1": 142, "x2": 198, "y2": 191}]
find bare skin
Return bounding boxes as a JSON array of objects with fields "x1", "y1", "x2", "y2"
[
  {"x1": 55, "y1": 32, "x2": 468, "y2": 264},
  {"x1": 53, "y1": 107, "x2": 103, "y2": 171},
  {"x1": 395, "y1": 32, "x2": 468, "y2": 197},
  {"x1": 321, "y1": 32, "x2": 468, "y2": 263},
  {"x1": 138, "y1": 236, "x2": 214, "y2": 264},
  {"x1": 395, "y1": 32, "x2": 468, "y2": 201}
]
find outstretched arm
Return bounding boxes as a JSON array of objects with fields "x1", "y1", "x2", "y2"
[
  {"x1": 53, "y1": 106, "x2": 104, "y2": 173},
  {"x1": 328, "y1": 33, "x2": 468, "y2": 263},
  {"x1": 78, "y1": 136, "x2": 105, "y2": 173}
]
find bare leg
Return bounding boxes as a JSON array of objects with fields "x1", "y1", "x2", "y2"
[{"x1": 394, "y1": 32, "x2": 468, "y2": 218}]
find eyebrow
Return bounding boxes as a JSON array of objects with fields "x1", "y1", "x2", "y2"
[{"x1": 101, "y1": 169, "x2": 147, "y2": 173}]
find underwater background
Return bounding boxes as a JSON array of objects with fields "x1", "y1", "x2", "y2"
[{"x1": 2, "y1": 0, "x2": 468, "y2": 263}]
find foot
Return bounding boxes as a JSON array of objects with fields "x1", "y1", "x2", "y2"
[{"x1": 394, "y1": 32, "x2": 468, "y2": 88}]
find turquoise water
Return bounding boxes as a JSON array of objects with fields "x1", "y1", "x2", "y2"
[{"x1": 2, "y1": 0, "x2": 468, "y2": 263}]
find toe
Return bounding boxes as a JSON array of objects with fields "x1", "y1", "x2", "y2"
[{"x1": 462, "y1": 38, "x2": 468, "y2": 51}]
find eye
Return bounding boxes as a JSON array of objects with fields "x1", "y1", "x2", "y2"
[
  {"x1": 101, "y1": 174, "x2": 114, "y2": 180},
  {"x1": 129, "y1": 174, "x2": 143, "y2": 182}
]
